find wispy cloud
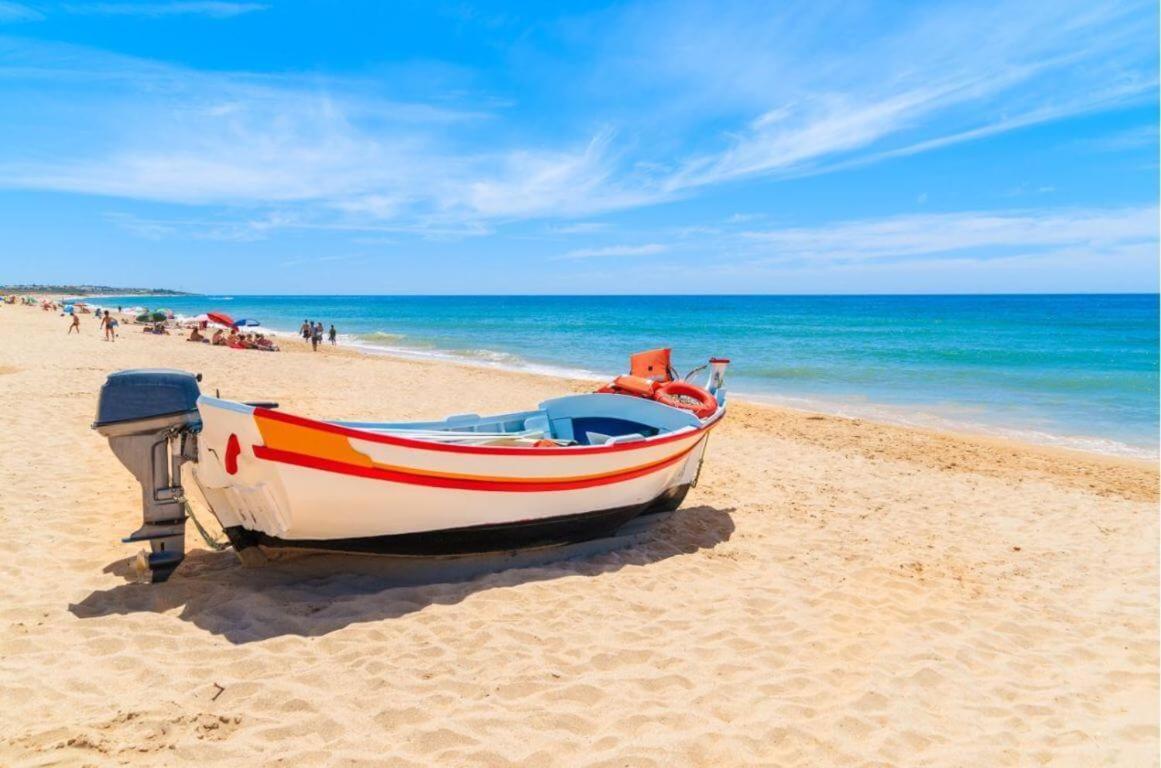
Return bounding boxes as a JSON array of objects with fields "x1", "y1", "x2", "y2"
[
  {"x1": 1002, "y1": 183, "x2": 1056, "y2": 198},
  {"x1": 0, "y1": 2, "x2": 42, "y2": 22},
  {"x1": 279, "y1": 253, "x2": 364, "y2": 268},
  {"x1": 648, "y1": 2, "x2": 1156, "y2": 192},
  {"x1": 740, "y1": 205, "x2": 1159, "y2": 267},
  {"x1": 0, "y1": 43, "x2": 645, "y2": 228},
  {"x1": 105, "y1": 210, "x2": 300, "y2": 241},
  {"x1": 1083, "y1": 124, "x2": 1160, "y2": 152},
  {"x1": 62, "y1": 2, "x2": 269, "y2": 18},
  {"x1": 548, "y1": 221, "x2": 610, "y2": 235},
  {"x1": 103, "y1": 211, "x2": 178, "y2": 239},
  {"x1": 554, "y1": 243, "x2": 667, "y2": 261},
  {"x1": 0, "y1": 0, "x2": 1155, "y2": 237}
]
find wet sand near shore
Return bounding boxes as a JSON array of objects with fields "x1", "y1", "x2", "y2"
[{"x1": 0, "y1": 301, "x2": 1156, "y2": 766}]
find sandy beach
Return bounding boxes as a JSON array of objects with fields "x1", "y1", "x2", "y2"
[{"x1": 0, "y1": 300, "x2": 1156, "y2": 767}]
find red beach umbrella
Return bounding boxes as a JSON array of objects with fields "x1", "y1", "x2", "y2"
[{"x1": 206, "y1": 311, "x2": 236, "y2": 327}]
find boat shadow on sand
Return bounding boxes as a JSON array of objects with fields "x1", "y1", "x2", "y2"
[{"x1": 70, "y1": 505, "x2": 735, "y2": 645}]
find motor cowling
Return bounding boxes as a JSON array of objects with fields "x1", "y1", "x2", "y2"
[
  {"x1": 94, "y1": 369, "x2": 202, "y2": 430},
  {"x1": 93, "y1": 370, "x2": 202, "y2": 582}
]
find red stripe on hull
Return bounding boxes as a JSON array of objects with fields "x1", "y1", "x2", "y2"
[
  {"x1": 252, "y1": 406, "x2": 722, "y2": 456},
  {"x1": 251, "y1": 441, "x2": 701, "y2": 492}
]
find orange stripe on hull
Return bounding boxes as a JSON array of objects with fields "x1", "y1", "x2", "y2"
[{"x1": 254, "y1": 410, "x2": 704, "y2": 485}]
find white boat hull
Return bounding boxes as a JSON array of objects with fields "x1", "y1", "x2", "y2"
[{"x1": 192, "y1": 395, "x2": 722, "y2": 555}]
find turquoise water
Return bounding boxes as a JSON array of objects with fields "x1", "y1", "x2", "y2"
[{"x1": 91, "y1": 294, "x2": 1159, "y2": 458}]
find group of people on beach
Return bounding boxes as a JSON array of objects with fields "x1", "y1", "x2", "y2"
[
  {"x1": 51, "y1": 300, "x2": 339, "y2": 355},
  {"x1": 301, "y1": 320, "x2": 337, "y2": 351},
  {"x1": 66, "y1": 306, "x2": 119, "y2": 341},
  {"x1": 186, "y1": 324, "x2": 279, "y2": 351}
]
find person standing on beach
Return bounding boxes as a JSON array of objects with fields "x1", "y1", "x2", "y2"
[
  {"x1": 67, "y1": 313, "x2": 79, "y2": 334},
  {"x1": 301, "y1": 320, "x2": 311, "y2": 341},
  {"x1": 311, "y1": 322, "x2": 322, "y2": 351},
  {"x1": 102, "y1": 313, "x2": 117, "y2": 342},
  {"x1": 328, "y1": 324, "x2": 337, "y2": 346}
]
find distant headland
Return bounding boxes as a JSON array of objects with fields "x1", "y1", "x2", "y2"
[{"x1": 0, "y1": 284, "x2": 191, "y2": 296}]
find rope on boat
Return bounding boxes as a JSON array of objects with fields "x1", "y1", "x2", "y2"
[
  {"x1": 182, "y1": 499, "x2": 231, "y2": 551},
  {"x1": 691, "y1": 434, "x2": 711, "y2": 489}
]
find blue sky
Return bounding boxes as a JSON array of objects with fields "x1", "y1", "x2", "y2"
[{"x1": 0, "y1": 0, "x2": 1157, "y2": 293}]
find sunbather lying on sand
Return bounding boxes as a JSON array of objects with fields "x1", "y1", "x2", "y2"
[{"x1": 254, "y1": 334, "x2": 279, "y2": 351}]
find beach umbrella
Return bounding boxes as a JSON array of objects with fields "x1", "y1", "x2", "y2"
[
  {"x1": 206, "y1": 311, "x2": 235, "y2": 327},
  {"x1": 181, "y1": 313, "x2": 209, "y2": 327},
  {"x1": 233, "y1": 318, "x2": 261, "y2": 328}
]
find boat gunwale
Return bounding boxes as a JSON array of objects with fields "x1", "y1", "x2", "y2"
[
  {"x1": 245, "y1": 402, "x2": 725, "y2": 456},
  {"x1": 251, "y1": 439, "x2": 701, "y2": 491}
]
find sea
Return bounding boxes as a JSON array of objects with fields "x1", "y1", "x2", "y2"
[{"x1": 88, "y1": 294, "x2": 1160, "y2": 459}]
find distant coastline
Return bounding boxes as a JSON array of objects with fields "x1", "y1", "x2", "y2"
[{"x1": 1, "y1": 284, "x2": 190, "y2": 296}]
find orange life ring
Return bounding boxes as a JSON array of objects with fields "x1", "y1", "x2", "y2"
[{"x1": 653, "y1": 381, "x2": 717, "y2": 419}]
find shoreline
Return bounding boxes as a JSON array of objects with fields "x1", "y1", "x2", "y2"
[{"x1": 76, "y1": 292, "x2": 1161, "y2": 463}]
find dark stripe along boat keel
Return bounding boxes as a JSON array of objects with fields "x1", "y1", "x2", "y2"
[{"x1": 222, "y1": 483, "x2": 693, "y2": 559}]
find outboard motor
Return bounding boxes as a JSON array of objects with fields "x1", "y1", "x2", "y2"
[{"x1": 92, "y1": 370, "x2": 202, "y2": 582}]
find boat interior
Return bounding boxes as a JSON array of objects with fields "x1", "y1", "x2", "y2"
[{"x1": 333, "y1": 393, "x2": 703, "y2": 447}]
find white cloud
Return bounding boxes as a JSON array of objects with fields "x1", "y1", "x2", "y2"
[
  {"x1": 740, "y1": 205, "x2": 1159, "y2": 266},
  {"x1": 649, "y1": 1, "x2": 1156, "y2": 193},
  {"x1": 554, "y1": 243, "x2": 668, "y2": 260},
  {"x1": 0, "y1": 0, "x2": 1155, "y2": 236},
  {"x1": 464, "y1": 129, "x2": 629, "y2": 218}
]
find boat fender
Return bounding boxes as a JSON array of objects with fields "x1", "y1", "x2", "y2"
[{"x1": 653, "y1": 381, "x2": 717, "y2": 419}]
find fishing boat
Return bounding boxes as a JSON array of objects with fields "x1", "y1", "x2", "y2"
[{"x1": 92, "y1": 349, "x2": 728, "y2": 582}]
